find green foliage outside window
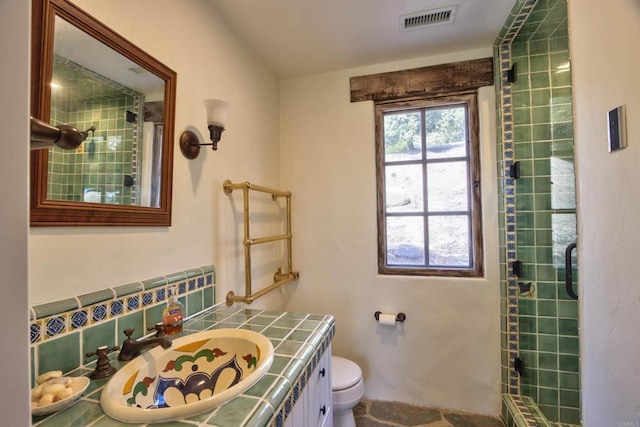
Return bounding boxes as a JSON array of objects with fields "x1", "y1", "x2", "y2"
[{"x1": 384, "y1": 107, "x2": 465, "y2": 153}]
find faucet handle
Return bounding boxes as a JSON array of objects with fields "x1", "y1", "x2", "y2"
[
  {"x1": 86, "y1": 345, "x2": 119, "y2": 379},
  {"x1": 123, "y1": 328, "x2": 135, "y2": 340},
  {"x1": 147, "y1": 322, "x2": 166, "y2": 337}
]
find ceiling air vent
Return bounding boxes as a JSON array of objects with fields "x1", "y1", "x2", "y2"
[{"x1": 401, "y1": 6, "x2": 458, "y2": 31}]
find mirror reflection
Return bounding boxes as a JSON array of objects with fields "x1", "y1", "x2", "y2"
[{"x1": 48, "y1": 16, "x2": 165, "y2": 207}]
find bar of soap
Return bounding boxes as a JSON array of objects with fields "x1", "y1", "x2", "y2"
[{"x1": 36, "y1": 370, "x2": 62, "y2": 385}]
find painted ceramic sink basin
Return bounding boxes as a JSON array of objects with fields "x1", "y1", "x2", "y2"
[{"x1": 100, "y1": 328, "x2": 274, "y2": 424}]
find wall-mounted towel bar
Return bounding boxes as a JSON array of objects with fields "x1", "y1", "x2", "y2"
[{"x1": 223, "y1": 180, "x2": 299, "y2": 305}]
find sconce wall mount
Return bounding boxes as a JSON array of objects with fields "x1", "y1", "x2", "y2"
[{"x1": 179, "y1": 99, "x2": 229, "y2": 159}]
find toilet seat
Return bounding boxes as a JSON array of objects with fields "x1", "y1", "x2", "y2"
[{"x1": 332, "y1": 356, "x2": 362, "y2": 391}]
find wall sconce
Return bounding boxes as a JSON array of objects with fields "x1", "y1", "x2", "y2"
[{"x1": 179, "y1": 99, "x2": 230, "y2": 159}]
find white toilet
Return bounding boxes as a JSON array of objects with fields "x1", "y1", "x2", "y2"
[{"x1": 331, "y1": 356, "x2": 365, "y2": 427}]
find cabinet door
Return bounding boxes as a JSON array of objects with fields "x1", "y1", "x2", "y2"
[
  {"x1": 285, "y1": 344, "x2": 334, "y2": 427},
  {"x1": 312, "y1": 344, "x2": 333, "y2": 427},
  {"x1": 320, "y1": 346, "x2": 333, "y2": 427}
]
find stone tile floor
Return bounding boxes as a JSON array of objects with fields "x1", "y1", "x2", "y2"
[{"x1": 354, "y1": 399, "x2": 506, "y2": 427}]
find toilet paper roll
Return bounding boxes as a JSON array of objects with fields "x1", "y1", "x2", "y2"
[{"x1": 377, "y1": 313, "x2": 397, "y2": 326}]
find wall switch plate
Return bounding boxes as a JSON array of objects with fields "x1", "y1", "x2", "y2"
[{"x1": 608, "y1": 105, "x2": 627, "y2": 152}]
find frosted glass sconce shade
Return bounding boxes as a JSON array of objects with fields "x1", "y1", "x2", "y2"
[
  {"x1": 179, "y1": 99, "x2": 230, "y2": 159},
  {"x1": 204, "y1": 99, "x2": 229, "y2": 127}
]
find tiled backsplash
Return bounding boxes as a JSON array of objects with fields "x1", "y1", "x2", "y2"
[{"x1": 30, "y1": 265, "x2": 215, "y2": 385}]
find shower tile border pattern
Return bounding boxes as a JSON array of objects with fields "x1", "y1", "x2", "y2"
[
  {"x1": 495, "y1": 0, "x2": 545, "y2": 426},
  {"x1": 496, "y1": 0, "x2": 539, "y2": 400},
  {"x1": 30, "y1": 265, "x2": 215, "y2": 383}
]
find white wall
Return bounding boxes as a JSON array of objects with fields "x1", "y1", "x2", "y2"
[
  {"x1": 279, "y1": 48, "x2": 501, "y2": 416},
  {"x1": 29, "y1": 0, "x2": 285, "y2": 310},
  {"x1": 568, "y1": 0, "x2": 640, "y2": 425},
  {"x1": 0, "y1": 0, "x2": 31, "y2": 424}
]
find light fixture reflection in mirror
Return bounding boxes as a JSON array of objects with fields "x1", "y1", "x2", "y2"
[{"x1": 180, "y1": 99, "x2": 230, "y2": 159}]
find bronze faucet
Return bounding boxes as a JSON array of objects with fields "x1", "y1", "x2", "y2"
[{"x1": 118, "y1": 328, "x2": 172, "y2": 361}]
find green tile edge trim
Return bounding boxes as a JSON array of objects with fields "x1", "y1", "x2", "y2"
[
  {"x1": 33, "y1": 298, "x2": 79, "y2": 319},
  {"x1": 503, "y1": 394, "x2": 543, "y2": 427},
  {"x1": 78, "y1": 288, "x2": 115, "y2": 308}
]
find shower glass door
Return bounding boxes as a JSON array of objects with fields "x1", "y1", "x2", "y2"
[{"x1": 497, "y1": 0, "x2": 581, "y2": 425}]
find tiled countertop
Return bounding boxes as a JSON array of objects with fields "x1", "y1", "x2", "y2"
[{"x1": 32, "y1": 304, "x2": 335, "y2": 427}]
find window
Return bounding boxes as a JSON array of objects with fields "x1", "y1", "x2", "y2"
[{"x1": 375, "y1": 93, "x2": 483, "y2": 277}]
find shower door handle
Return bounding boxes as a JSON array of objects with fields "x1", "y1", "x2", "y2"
[{"x1": 564, "y1": 243, "x2": 578, "y2": 300}]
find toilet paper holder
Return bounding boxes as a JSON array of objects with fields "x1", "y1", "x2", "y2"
[{"x1": 374, "y1": 311, "x2": 406, "y2": 322}]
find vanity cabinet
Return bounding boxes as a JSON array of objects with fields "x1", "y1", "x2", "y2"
[{"x1": 286, "y1": 344, "x2": 333, "y2": 427}]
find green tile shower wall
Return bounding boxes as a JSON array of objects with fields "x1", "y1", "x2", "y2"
[
  {"x1": 48, "y1": 57, "x2": 142, "y2": 205},
  {"x1": 48, "y1": 95, "x2": 141, "y2": 205},
  {"x1": 510, "y1": 2, "x2": 580, "y2": 423},
  {"x1": 497, "y1": 0, "x2": 580, "y2": 426},
  {"x1": 30, "y1": 265, "x2": 215, "y2": 386}
]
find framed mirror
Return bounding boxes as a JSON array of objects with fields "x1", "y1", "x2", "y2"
[{"x1": 31, "y1": 0, "x2": 176, "y2": 225}]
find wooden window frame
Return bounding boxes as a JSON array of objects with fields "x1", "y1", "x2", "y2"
[
  {"x1": 375, "y1": 92, "x2": 484, "y2": 277},
  {"x1": 349, "y1": 57, "x2": 493, "y2": 277}
]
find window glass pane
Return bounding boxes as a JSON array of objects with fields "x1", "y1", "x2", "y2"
[
  {"x1": 425, "y1": 106, "x2": 467, "y2": 159},
  {"x1": 428, "y1": 215, "x2": 470, "y2": 266},
  {"x1": 385, "y1": 164, "x2": 423, "y2": 213},
  {"x1": 386, "y1": 216, "x2": 425, "y2": 265},
  {"x1": 427, "y1": 161, "x2": 469, "y2": 212},
  {"x1": 375, "y1": 93, "x2": 481, "y2": 277},
  {"x1": 384, "y1": 111, "x2": 422, "y2": 162}
]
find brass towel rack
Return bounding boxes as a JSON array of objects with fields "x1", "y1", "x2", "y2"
[{"x1": 223, "y1": 180, "x2": 299, "y2": 305}]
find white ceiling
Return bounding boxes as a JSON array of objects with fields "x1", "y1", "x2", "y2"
[{"x1": 212, "y1": 0, "x2": 516, "y2": 78}]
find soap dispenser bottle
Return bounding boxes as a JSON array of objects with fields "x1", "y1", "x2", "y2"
[{"x1": 162, "y1": 286, "x2": 184, "y2": 335}]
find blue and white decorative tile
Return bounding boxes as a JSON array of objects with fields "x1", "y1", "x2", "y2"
[
  {"x1": 197, "y1": 277, "x2": 205, "y2": 288},
  {"x1": 188, "y1": 279, "x2": 196, "y2": 291},
  {"x1": 92, "y1": 304, "x2": 107, "y2": 322},
  {"x1": 127, "y1": 295, "x2": 140, "y2": 311},
  {"x1": 155, "y1": 288, "x2": 166, "y2": 302},
  {"x1": 178, "y1": 282, "x2": 187, "y2": 294},
  {"x1": 46, "y1": 316, "x2": 66, "y2": 338},
  {"x1": 71, "y1": 310, "x2": 88, "y2": 329},
  {"x1": 274, "y1": 411, "x2": 284, "y2": 427},
  {"x1": 206, "y1": 274, "x2": 213, "y2": 285},
  {"x1": 292, "y1": 382, "x2": 300, "y2": 404},
  {"x1": 30, "y1": 322, "x2": 42, "y2": 344},
  {"x1": 300, "y1": 372, "x2": 306, "y2": 389},
  {"x1": 142, "y1": 292, "x2": 154, "y2": 306},
  {"x1": 110, "y1": 300, "x2": 124, "y2": 317},
  {"x1": 284, "y1": 395, "x2": 292, "y2": 417}
]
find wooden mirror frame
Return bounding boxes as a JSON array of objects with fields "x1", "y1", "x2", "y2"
[{"x1": 31, "y1": 0, "x2": 176, "y2": 226}]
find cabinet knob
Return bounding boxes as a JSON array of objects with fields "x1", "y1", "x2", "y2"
[
  {"x1": 319, "y1": 368, "x2": 326, "y2": 377},
  {"x1": 320, "y1": 405, "x2": 326, "y2": 416}
]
